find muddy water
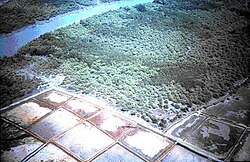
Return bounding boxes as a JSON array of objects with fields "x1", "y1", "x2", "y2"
[{"x1": 0, "y1": 0, "x2": 153, "y2": 57}]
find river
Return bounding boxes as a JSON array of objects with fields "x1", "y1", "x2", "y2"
[{"x1": 0, "y1": 0, "x2": 153, "y2": 57}]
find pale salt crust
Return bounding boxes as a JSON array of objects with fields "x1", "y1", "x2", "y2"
[
  {"x1": 67, "y1": 99, "x2": 98, "y2": 113},
  {"x1": 46, "y1": 92, "x2": 68, "y2": 103},
  {"x1": 125, "y1": 131, "x2": 169, "y2": 157},
  {"x1": 100, "y1": 116, "x2": 125, "y2": 132}
]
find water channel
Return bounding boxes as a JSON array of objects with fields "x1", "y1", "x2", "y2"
[{"x1": 0, "y1": 0, "x2": 153, "y2": 57}]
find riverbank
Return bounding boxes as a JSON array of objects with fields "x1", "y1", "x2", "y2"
[
  {"x1": 0, "y1": 0, "x2": 154, "y2": 56},
  {"x1": 1, "y1": 0, "x2": 250, "y2": 129},
  {"x1": 0, "y1": 0, "x2": 76, "y2": 33},
  {"x1": 0, "y1": 0, "x2": 122, "y2": 34}
]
